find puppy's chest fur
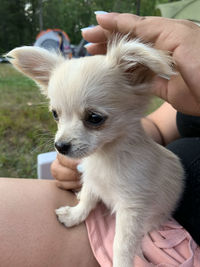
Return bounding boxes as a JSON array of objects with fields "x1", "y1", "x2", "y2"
[
  {"x1": 81, "y1": 154, "x2": 120, "y2": 209},
  {"x1": 81, "y1": 140, "x2": 158, "y2": 210},
  {"x1": 80, "y1": 139, "x2": 184, "y2": 217}
]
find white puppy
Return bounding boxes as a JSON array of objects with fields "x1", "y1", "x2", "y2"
[{"x1": 8, "y1": 36, "x2": 184, "y2": 267}]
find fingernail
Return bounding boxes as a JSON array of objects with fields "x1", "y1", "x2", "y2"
[
  {"x1": 77, "y1": 164, "x2": 84, "y2": 173},
  {"x1": 94, "y1": 11, "x2": 108, "y2": 15},
  {"x1": 84, "y1": 42, "x2": 93, "y2": 48},
  {"x1": 81, "y1": 26, "x2": 95, "y2": 32}
]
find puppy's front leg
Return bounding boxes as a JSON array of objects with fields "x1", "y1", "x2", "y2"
[
  {"x1": 56, "y1": 183, "x2": 98, "y2": 227},
  {"x1": 113, "y1": 208, "x2": 144, "y2": 267}
]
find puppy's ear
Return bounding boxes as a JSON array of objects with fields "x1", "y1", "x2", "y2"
[
  {"x1": 6, "y1": 46, "x2": 64, "y2": 94},
  {"x1": 107, "y1": 35, "x2": 175, "y2": 86}
]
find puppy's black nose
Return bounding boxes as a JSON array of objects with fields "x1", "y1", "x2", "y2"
[{"x1": 55, "y1": 141, "x2": 71, "y2": 155}]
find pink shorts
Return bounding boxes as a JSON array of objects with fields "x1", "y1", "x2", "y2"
[{"x1": 85, "y1": 203, "x2": 200, "y2": 267}]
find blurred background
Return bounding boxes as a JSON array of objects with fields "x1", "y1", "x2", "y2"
[
  {"x1": 0, "y1": 0, "x2": 183, "y2": 54},
  {"x1": 0, "y1": 0, "x2": 199, "y2": 178}
]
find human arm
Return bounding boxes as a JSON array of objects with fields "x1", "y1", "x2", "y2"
[
  {"x1": 82, "y1": 13, "x2": 200, "y2": 116},
  {"x1": 0, "y1": 178, "x2": 99, "y2": 267},
  {"x1": 142, "y1": 102, "x2": 180, "y2": 145}
]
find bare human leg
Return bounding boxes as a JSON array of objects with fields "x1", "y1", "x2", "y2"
[{"x1": 0, "y1": 178, "x2": 99, "y2": 267}]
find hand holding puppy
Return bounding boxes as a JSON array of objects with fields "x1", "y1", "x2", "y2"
[
  {"x1": 82, "y1": 13, "x2": 200, "y2": 116},
  {"x1": 51, "y1": 153, "x2": 81, "y2": 191}
]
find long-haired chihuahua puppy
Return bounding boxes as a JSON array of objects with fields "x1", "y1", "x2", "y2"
[{"x1": 8, "y1": 36, "x2": 184, "y2": 267}]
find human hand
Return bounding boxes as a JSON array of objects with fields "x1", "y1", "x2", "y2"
[
  {"x1": 82, "y1": 13, "x2": 200, "y2": 116},
  {"x1": 51, "y1": 153, "x2": 82, "y2": 191}
]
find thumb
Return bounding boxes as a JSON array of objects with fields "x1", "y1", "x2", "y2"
[
  {"x1": 151, "y1": 75, "x2": 200, "y2": 116},
  {"x1": 151, "y1": 76, "x2": 169, "y2": 101}
]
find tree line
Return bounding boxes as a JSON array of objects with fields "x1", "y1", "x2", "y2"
[{"x1": 0, "y1": 0, "x2": 179, "y2": 54}]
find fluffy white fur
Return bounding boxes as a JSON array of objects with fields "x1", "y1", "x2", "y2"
[{"x1": 8, "y1": 36, "x2": 184, "y2": 267}]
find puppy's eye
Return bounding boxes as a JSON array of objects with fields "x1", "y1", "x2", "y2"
[
  {"x1": 52, "y1": 110, "x2": 59, "y2": 121},
  {"x1": 84, "y1": 111, "x2": 107, "y2": 128}
]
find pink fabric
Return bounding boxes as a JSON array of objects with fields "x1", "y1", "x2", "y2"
[{"x1": 85, "y1": 203, "x2": 200, "y2": 267}]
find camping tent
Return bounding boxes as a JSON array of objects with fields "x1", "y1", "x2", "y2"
[
  {"x1": 34, "y1": 29, "x2": 72, "y2": 58},
  {"x1": 157, "y1": 0, "x2": 200, "y2": 24}
]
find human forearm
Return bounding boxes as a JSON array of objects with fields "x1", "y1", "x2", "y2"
[
  {"x1": 142, "y1": 102, "x2": 180, "y2": 146},
  {"x1": 142, "y1": 117, "x2": 164, "y2": 145}
]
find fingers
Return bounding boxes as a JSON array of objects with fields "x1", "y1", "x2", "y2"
[
  {"x1": 96, "y1": 13, "x2": 143, "y2": 35},
  {"x1": 56, "y1": 180, "x2": 81, "y2": 191},
  {"x1": 86, "y1": 43, "x2": 107, "y2": 55},
  {"x1": 51, "y1": 155, "x2": 82, "y2": 191},
  {"x1": 82, "y1": 25, "x2": 108, "y2": 55},
  {"x1": 51, "y1": 158, "x2": 80, "y2": 181},
  {"x1": 83, "y1": 12, "x2": 195, "y2": 52},
  {"x1": 82, "y1": 13, "x2": 134, "y2": 43},
  {"x1": 152, "y1": 75, "x2": 200, "y2": 116},
  {"x1": 82, "y1": 25, "x2": 109, "y2": 43},
  {"x1": 83, "y1": 13, "x2": 160, "y2": 44},
  {"x1": 82, "y1": 12, "x2": 200, "y2": 116},
  {"x1": 57, "y1": 153, "x2": 80, "y2": 171}
]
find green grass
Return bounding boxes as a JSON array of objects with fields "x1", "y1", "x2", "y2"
[
  {"x1": 0, "y1": 64, "x2": 163, "y2": 178},
  {"x1": 0, "y1": 64, "x2": 56, "y2": 178}
]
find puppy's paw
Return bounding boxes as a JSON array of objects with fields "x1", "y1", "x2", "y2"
[{"x1": 55, "y1": 206, "x2": 83, "y2": 227}]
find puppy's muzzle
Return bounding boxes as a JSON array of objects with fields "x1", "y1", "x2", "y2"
[{"x1": 55, "y1": 141, "x2": 71, "y2": 155}]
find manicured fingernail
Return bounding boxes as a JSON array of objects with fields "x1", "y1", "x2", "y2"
[
  {"x1": 84, "y1": 42, "x2": 93, "y2": 48},
  {"x1": 94, "y1": 11, "x2": 108, "y2": 15},
  {"x1": 77, "y1": 164, "x2": 84, "y2": 173},
  {"x1": 81, "y1": 26, "x2": 95, "y2": 32}
]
